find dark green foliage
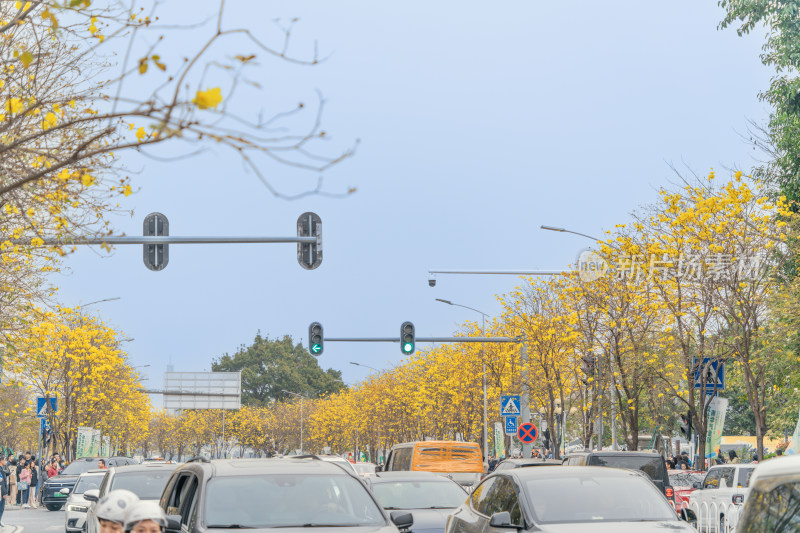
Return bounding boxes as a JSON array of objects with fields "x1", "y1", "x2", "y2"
[{"x1": 212, "y1": 333, "x2": 346, "y2": 405}]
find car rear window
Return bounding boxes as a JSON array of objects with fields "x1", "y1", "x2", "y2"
[
  {"x1": 110, "y1": 471, "x2": 173, "y2": 500},
  {"x1": 60, "y1": 460, "x2": 103, "y2": 476},
  {"x1": 588, "y1": 455, "x2": 666, "y2": 483}
]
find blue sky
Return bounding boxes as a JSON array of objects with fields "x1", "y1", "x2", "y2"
[{"x1": 51, "y1": 1, "x2": 770, "y2": 396}]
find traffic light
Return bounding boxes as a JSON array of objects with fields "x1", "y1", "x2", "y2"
[
  {"x1": 400, "y1": 321, "x2": 415, "y2": 355},
  {"x1": 543, "y1": 428, "x2": 551, "y2": 451},
  {"x1": 143, "y1": 212, "x2": 169, "y2": 271},
  {"x1": 297, "y1": 212, "x2": 322, "y2": 270},
  {"x1": 580, "y1": 354, "x2": 596, "y2": 385},
  {"x1": 308, "y1": 322, "x2": 323, "y2": 356},
  {"x1": 679, "y1": 412, "x2": 692, "y2": 440}
]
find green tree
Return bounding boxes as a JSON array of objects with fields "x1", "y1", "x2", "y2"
[{"x1": 212, "y1": 334, "x2": 345, "y2": 405}]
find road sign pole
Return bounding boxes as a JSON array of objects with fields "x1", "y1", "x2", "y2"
[{"x1": 521, "y1": 333, "x2": 531, "y2": 458}]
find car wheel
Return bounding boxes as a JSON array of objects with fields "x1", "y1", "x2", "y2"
[{"x1": 46, "y1": 503, "x2": 63, "y2": 511}]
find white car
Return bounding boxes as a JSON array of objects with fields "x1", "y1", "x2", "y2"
[
  {"x1": 736, "y1": 454, "x2": 800, "y2": 531},
  {"x1": 64, "y1": 470, "x2": 106, "y2": 533},
  {"x1": 687, "y1": 463, "x2": 755, "y2": 531}
]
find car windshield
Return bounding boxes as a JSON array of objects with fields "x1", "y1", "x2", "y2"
[
  {"x1": 739, "y1": 480, "x2": 800, "y2": 532},
  {"x1": 588, "y1": 456, "x2": 665, "y2": 482},
  {"x1": 525, "y1": 475, "x2": 678, "y2": 524},
  {"x1": 353, "y1": 464, "x2": 376, "y2": 475},
  {"x1": 669, "y1": 472, "x2": 704, "y2": 487},
  {"x1": 372, "y1": 480, "x2": 466, "y2": 509},
  {"x1": 60, "y1": 461, "x2": 103, "y2": 476},
  {"x1": 109, "y1": 471, "x2": 173, "y2": 500},
  {"x1": 73, "y1": 474, "x2": 104, "y2": 494},
  {"x1": 205, "y1": 474, "x2": 386, "y2": 528}
]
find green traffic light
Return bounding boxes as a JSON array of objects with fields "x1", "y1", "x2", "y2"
[
  {"x1": 312, "y1": 344, "x2": 322, "y2": 354},
  {"x1": 403, "y1": 343, "x2": 414, "y2": 353}
]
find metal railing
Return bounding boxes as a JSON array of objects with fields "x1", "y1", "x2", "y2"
[{"x1": 687, "y1": 500, "x2": 743, "y2": 533}]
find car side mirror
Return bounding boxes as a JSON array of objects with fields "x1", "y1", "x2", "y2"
[
  {"x1": 390, "y1": 511, "x2": 414, "y2": 532},
  {"x1": 82, "y1": 489, "x2": 98, "y2": 501},
  {"x1": 489, "y1": 512, "x2": 523, "y2": 529},
  {"x1": 165, "y1": 515, "x2": 182, "y2": 533}
]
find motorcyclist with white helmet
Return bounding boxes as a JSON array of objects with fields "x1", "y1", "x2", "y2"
[
  {"x1": 124, "y1": 500, "x2": 168, "y2": 533},
  {"x1": 96, "y1": 489, "x2": 140, "y2": 533}
]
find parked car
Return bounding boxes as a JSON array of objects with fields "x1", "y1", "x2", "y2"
[
  {"x1": 668, "y1": 469, "x2": 705, "y2": 519},
  {"x1": 736, "y1": 454, "x2": 800, "y2": 532},
  {"x1": 156, "y1": 457, "x2": 413, "y2": 533},
  {"x1": 63, "y1": 470, "x2": 105, "y2": 533},
  {"x1": 563, "y1": 450, "x2": 674, "y2": 505},
  {"x1": 41, "y1": 456, "x2": 137, "y2": 511},
  {"x1": 687, "y1": 463, "x2": 755, "y2": 532},
  {"x1": 84, "y1": 463, "x2": 179, "y2": 533},
  {"x1": 368, "y1": 472, "x2": 467, "y2": 533},
  {"x1": 493, "y1": 458, "x2": 562, "y2": 471},
  {"x1": 445, "y1": 465, "x2": 694, "y2": 533},
  {"x1": 383, "y1": 441, "x2": 484, "y2": 491}
]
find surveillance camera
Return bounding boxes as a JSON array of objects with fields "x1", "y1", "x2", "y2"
[{"x1": 428, "y1": 275, "x2": 436, "y2": 287}]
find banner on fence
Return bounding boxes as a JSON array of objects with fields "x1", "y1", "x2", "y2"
[
  {"x1": 705, "y1": 396, "x2": 729, "y2": 459},
  {"x1": 101, "y1": 436, "x2": 111, "y2": 457},
  {"x1": 494, "y1": 422, "x2": 504, "y2": 457},
  {"x1": 76, "y1": 426, "x2": 93, "y2": 458},
  {"x1": 788, "y1": 405, "x2": 800, "y2": 455}
]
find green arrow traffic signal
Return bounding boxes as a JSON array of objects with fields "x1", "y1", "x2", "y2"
[{"x1": 309, "y1": 322, "x2": 323, "y2": 356}]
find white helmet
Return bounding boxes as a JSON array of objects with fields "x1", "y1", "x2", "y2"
[
  {"x1": 124, "y1": 500, "x2": 168, "y2": 531},
  {"x1": 96, "y1": 489, "x2": 139, "y2": 524}
]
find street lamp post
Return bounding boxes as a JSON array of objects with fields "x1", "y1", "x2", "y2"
[
  {"x1": 436, "y1": 299, "x2": 490, "y2": 461},
  {"x1": 282, "y1": 390, "x2": 309, "y2": 454},
  {"x1": 541, "y1": 224, "x2": 618, "y2": 451},
  {"x1": 350, "y1": 362, "x2": 378, "y2": 372}
]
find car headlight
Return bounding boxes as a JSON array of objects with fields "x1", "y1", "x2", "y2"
[{"x1": 66, "y1": 504, "x2": 89, "y2": 513}]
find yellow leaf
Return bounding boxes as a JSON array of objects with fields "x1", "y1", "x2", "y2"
[
  {"x1": 135, "y1": 127, "x2": 146, "y2": 142},
  {"x1": 192, "y1": 87, "x2": 222, "y2": 110},
  {"x1": 20, "y1": 51, "x2": 33, "y2": 68}
]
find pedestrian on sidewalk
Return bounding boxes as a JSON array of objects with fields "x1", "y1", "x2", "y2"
[
  {"x1": 0, "y1": 455, "x2": 9, "y2": 526},
  {"x1": 6, "y1": 457, "x2": 16, "y2": 508},
  {"x1": 29, "y1": 459, "x2": 39, "y2": 508},
  {"x1": 18, "y1": 462, "x2": 31, "y2": 508}
]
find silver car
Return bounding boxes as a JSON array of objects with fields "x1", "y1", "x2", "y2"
[
  {"x1": 446, "y1": 466, "x2": 695, "y2": 533},
  {"x1": 84, "y1": 463, "x2": 178, "y2": 533},
  {"x1": 64, "y1": 471, "x2": 106, "y2": 533}
]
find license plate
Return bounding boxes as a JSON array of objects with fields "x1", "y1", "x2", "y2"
[{"x1": 54, "y1": 492, "x2": 67, "y2": 498}]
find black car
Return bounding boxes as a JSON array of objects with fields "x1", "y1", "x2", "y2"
[
  {"x1": 41, "y1": 456, "x2": 137, "y2": 511},
  {"x1": 562, "y1": 450, "x2": 674, "y2": 505},
  {"x1": 157, "y1": 457, "x2": 413, "y2": 533}
]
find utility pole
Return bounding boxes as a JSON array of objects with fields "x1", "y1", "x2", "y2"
[{"x1": 520, "y1": 332, "x2": 531, "y2": 457}]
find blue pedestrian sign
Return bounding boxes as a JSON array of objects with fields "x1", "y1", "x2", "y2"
[
  {"x1": 36, "y1": 397, "x2": 57, "y2": 418},
  {"x1": 501, "y1": 395, "x2": 521, "y2": 417},
  {"x1": 504, "y1": 416, "x2": 518, "y2": 436},
  {"x1": 693, "y1": 358, "x2": 725, "y2": 392}
]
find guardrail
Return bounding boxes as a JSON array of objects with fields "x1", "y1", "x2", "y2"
[{"x1": 687, "y1": 500, "x2": 743, "y2": 532}]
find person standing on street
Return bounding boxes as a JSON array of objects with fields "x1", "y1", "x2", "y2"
[
  {"x1": 18, "y1": 462, "x2": 31, "y2": 508},
  {"x1": 28, "y1": 460, "x2": 38, "y2": 508},
  {"x1": 0, "y1": 455, "x2": 9, "y2": 526}
]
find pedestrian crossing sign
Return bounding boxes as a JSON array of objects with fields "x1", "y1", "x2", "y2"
[{"x1": 501, "y1": 395, "x2": 521, "y2": 417}]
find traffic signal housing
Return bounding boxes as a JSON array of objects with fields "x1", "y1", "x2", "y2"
[
  {"x1": 580, "y1": 354, "x2": 596, "y2": 385},
  {"x1": 309, "y1": 322, "x2": 323, "y2": 356},
  {"x1": 401, "y1": 321, "x2": 415, "y2": 355},
  {"x1": 679, "y1": 412, "x2": 692, "y2": 440}
]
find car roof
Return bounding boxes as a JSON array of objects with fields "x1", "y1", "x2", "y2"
[
  {"x1": 571, "y1": 451, "x2": 663, "y2": 457},
  {"x1": 373, "y1": 471, "x2": 453, "y2": 482},
  {"x1": 750, "y1": 455, "x2": 800, "y2": 483},
  {"x1": 505, "y1": 465, "x2": 650, "y2": 481},
  {"x1": 109, "y1": 463, "x2": 179, "y2": 473},
  {"x1": 201, "y1": 458, "x2": 355, "y2": 477},
  {"x1": 501, "y1": 458, "x2": 562, "y2": 465}
]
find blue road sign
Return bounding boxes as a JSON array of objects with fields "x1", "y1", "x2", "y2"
[
  {"x1": 504, "y1": 416, "x2": 518, "y2": 436},
  {"x1": 501, "y1": 395, "x2": 521, "y2": 417},
  {"x1": 693, "y1": 358, "x2": 725, "y2": 392},
  {"x1": 36, "y1": 397, "x2": 57, "y2": 418}
]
